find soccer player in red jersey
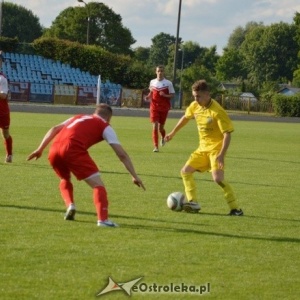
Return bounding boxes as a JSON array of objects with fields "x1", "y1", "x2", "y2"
[
  {"x1": 145, "y1": 65, "x2": 175, "y2": 152},
  {"x1": 0, "y1": 51, "x2": 13, "y2": 163},
  {"x1": 27, "y1": 104, "x2": 145, "y2": 227}
]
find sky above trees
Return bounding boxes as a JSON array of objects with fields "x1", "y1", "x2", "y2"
[{"x1": 10, "y1": 0, "x2": 300, "y2": 54}]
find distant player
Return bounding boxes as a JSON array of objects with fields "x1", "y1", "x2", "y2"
[
  {"x1": 0, "y1": 51, "x2": 13, "y2": 163},
  {"x1": 145, "y1": 65, "x2": 175, "y2": 152},
  {"x1": 27, "y1": 104, "x2": 145, "y2": 227},
  {"x1": 165, "y1": 79, "x2": 243, "y2": 216}
]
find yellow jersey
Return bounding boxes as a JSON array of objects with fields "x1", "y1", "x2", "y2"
[{"x1": 185, "y1": 99, "x2": 234, "y2": 151}]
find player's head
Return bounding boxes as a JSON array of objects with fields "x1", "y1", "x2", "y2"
[
  {"x1": 192, "y1": 80, "x2": 211, "y2": 105},
  {"x1": 94, "y1": 103, "x2": 113, "y2": 122},
  {"x1": 156, "y1": 65, "x2": 165, "y2": 80},
  {"x1": 192, "y1": 80, "x2": 210, "y2": 92}
]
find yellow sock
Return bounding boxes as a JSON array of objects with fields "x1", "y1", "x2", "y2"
[
  {"x1": 181, "y1": 172, "x2": 197, "y2": 202},
  {"x1": 218, "y1": 181, "x2": 239, "y2": 210}
]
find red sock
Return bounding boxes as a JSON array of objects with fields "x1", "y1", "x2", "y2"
[
  {"x1": 93, "y1": 186, "x2": 108, "y2": 221},
  {"x1": 59, "y1": 179, "x2": 74, "y2": 207},
  {"x1": 4, "y1": 136, "x2": 13, "y2": 155},
  {"x1": 152, "y1": 129, "x2": 158, "y2": 147}
]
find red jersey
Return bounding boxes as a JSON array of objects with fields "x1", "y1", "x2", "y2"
[
  {"x1": 48, "y1": 114, "x2": 117, "y2": 181},
  {"x1": 52, "y1": 114, "x2": 110, "y2": 151},
  {"x1": 149, "y1": 78, "x2": 175, "y2": 112}
]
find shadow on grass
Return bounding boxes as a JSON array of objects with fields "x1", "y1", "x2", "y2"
[
  {"x1": 8, "y1": 163, "x2": 290, "y2": 189},
  {"x1": 1, "y1": 204, "x2": 299, "y2": 244},
  {"x1": 0, "y1": 161, "x2": 50, "y2": 169},
  {"x1": 103, "y1": 170, "x2": 288, "y2": 188},
  {"x1": 1, "y1": 203, "x2": 298, "y2": 224},
  {"x1": 0, "y1": 203, "x2": 206, "y2": 227},
  {"x1": 120, "y1": 223, "x2": 300, "y2": 244},
  {"x1": 227, "y1": 155, "x2": 300, "y2": 165}
]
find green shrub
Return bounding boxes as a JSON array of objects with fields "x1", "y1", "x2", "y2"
[
  {"x1": 32, "y1": 37, "x2": 131, "y2": 81},
  {"x1": 272, "y1": 94, "x2": 300, "y2": 117},
  {"x1": 0, "y1": 36, "x2": 19, "y2": 52}
]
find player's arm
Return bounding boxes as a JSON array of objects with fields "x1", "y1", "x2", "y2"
[
  {"x1": 27, "y1": 123, "x2": 65, "y2": 161},
  {"x1": 103, "y1": 126, "x2": 145, "y2": 190},
  {"x1": 216, "y1": 132, "x2": 232, "y2": 169},
  {"x1": 159, "y1": 91, "x2": 175, "y2": 99},
  {"x1": 159, "y1": 87, "x2": 175, "y2": 99},
  {"x1": 110, "y1": 143, "x2": 145, "y2": 190},
  {"x1": 159, "y1": 82, "x2": 175, "y2": 99},
  {"x1": 145, "y1": 84, "x2": 153, "y2": 100},
  {"x1": 0, "y1": 76, "x2": 9, "y2": 100},
  {"x1": 165, "y1": 115, "x2": 190, "y2": 142}
]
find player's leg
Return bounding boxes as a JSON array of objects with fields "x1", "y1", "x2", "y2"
[
  {"x1": 180, "y1": 151, "x2": 207, "y2": 213},
  {"x1": 60, "y1": 178, "x2": 76, "y2": 220},
  {"x1": 158, "y1": 123, "x2": 166, "y2": 146},
  {"x1": 158, "y1": 110, "x2": 168, "y2": 146},
  {"x1": 181, "y1": 167, "x2": 201, "y2": 213},
  {"x1": 84, "y1": 174, "x2": 118, "y2": 227},
  {"x1": 150, "y1": 109, "x2": 159, "y2": 152},
  {"x1": 210, "y1": 152, "x2": 243, "y2": 216},
  {"x1": 2, "y1": 124, "x2": 13, "y2": 163},
  {"x1": 152, "y1": 122, "x2": 159, "y2": 151},
  {"x1": 181, "y1": 165, "x2": 197, "y2": 202},
  {"x1": 84, "y1": 174, "x2": 107, "y2": 221},
  {"x1": 59, "y1": 178, "x2": 74, "y2": 207},
  {"x1": 48, "y1": 149, "x2": 76, "y2": 220}
]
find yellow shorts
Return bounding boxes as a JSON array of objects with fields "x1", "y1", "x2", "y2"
[{"x1": 185, "y1": 150, "x2": 221, "y2": 172}]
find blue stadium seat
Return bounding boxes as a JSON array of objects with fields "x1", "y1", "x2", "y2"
[{"x1": 6, "y1": 52, "x2": 122, "y2": 101}]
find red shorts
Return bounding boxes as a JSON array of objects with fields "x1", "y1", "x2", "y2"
[
  {"x1": 150, "y1": 109, "x2": 169, "y2": 125},
  {"x1": 48, "y1": 146, "x2": 99, "y2": 181},
  {"x1": 0, "y1": 113, "x2": 10, "y2": 129}
]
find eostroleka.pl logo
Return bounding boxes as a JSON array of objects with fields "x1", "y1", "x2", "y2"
[{"x1": 96, "y1": 277, "x2": 211, "y2": 297}]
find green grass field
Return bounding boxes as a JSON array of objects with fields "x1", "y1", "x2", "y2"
[{"x1": 1, "y1": 112, "x2": 299, "y2": 300}]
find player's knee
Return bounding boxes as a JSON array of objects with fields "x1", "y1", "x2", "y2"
[
  {"x1": 3, "y1": 130, "x2": 10, "y2": 139},
  {"x1": 180, "y1": 170, "x2": 192, "y2": 178},
  {"x1": 181, "y1": 164, "x2": 195, "y2": 175},
  {"x1": 214, "y1": 178, "x2": 222, "y2": 184}
]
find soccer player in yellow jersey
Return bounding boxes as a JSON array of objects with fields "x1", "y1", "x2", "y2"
[{"x1": 165, "y1": 79, "x2": 243, "y2": 216}]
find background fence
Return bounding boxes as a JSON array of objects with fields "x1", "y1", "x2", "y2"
[{"x1": 9, "y1": 81, "x2": 182, "y2": 109}]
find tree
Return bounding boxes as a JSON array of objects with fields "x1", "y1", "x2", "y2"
[
  {"x1": 180, "y1": 64, "x2": 219, "y2": 106},
  {"x1": 216, "y1": 48, "x2": 246, "y2": 81},
  {"x1": 44, "y1": 2, "x2": 135, "y2": 55},
  {"x1": 121, "y1": 60, "x2": 153, "y2": 89},
  {"x1": 149, "y1": 32, "x2": 177, "y2": 67},
  {"x1": 133, "y1": 46, "x2": 150, "y2": 63},
  {"x1": 294, "y1": 12, "x2": 300, "y2": 47},
  {"x1": 226, "y1": 22, "x2": 263, "y2": 50},
  {"x1": 292, "y1": 12, "x2": 300, "y2": 86},
  {"x1": 195, "y1": 46, "x2": 219, "y2": 75},
  {"x1": 1, "y1": 2, "x2": 43, "y2": 43},
  {"x1": 241, "y1": 22, "x2": 298, "y2": 87},
  {"x1": 177, "y1": 41, "x2": 202, "y2": 69}
]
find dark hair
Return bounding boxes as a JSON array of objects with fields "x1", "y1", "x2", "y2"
[
  {"x1": 192, "y1": 80, "x2": 209, "y2": 92},
  {"x1": 156, "y1": 65, "x2": 165, "y2": 70},
  {"x1": 94, "y1": 103, "x2": 112, "y2": 118}
]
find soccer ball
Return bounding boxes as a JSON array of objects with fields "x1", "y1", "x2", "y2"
[{"x1": 167, "y1": 192, "x2": 186, "y2": 211}]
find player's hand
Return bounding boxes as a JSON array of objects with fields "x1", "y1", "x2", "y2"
[
  {"x1": 164, "y1": 134, "x2": 172, "y2": 142},
  {"x1": 133, "y1": 178, "x2": 146, "y2": 191},
  {"x1": 27, "y1": 150, "x2": 42, "y2": 161}
]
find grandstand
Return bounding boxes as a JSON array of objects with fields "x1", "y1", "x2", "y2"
[{"x1": 2, "y1": 52, "x2": 122, "y2": 106}]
